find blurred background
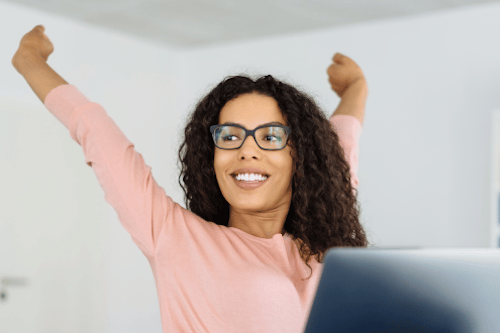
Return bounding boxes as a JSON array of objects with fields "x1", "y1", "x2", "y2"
[{"x1": 1, "y1": 0, "x2": 500, "y2": 331}]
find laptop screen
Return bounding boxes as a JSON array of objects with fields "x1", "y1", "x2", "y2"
[{"x1": 303, "y1": 248, "x2": 500, "y2": 333}]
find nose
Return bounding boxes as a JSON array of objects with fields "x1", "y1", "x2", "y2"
[{"x1": 237, "y1": 135, "x2": 261, "y2": 159}]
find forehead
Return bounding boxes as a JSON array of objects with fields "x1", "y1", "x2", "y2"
[{"x1": 218, "y1": 93, "x2": 287, "y2": 127}]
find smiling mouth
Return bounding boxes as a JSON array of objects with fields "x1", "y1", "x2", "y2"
[
  {"x1": 231, "y1": 175, "x2": 269, "y2": 182},
  {"x1": 230, "y1": 175, "x2": 270, "y2": 189}
]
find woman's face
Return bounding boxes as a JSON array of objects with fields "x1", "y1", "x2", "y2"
[{"x1": 214, "y1": 93, "x2": 294, "y2": 213}]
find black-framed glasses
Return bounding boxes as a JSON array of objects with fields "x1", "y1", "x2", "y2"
[{"x1": 210, "y1": 123, "x2": 291, "y2": 150}]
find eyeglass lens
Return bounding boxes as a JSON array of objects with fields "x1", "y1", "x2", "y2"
[{"x1": 214, "y1": 125, "x2": 287, "y2": 150}]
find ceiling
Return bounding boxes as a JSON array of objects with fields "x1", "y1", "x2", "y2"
[{"x1": 7, "y1": 0, "x2": 500, "y2": 48}]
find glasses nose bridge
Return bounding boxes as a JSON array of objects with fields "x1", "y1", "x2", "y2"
[{"x1": 241, "y1": 127, "x2": 260, "y2": 149}]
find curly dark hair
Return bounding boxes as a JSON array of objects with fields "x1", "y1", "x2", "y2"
[{"x1": 178, "y1": 75, "x2": 368, "y2": 279}]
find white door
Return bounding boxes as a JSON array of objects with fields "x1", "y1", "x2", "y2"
[{"x1": 0, "y1": 98, "x2": 108, "y2": 333}]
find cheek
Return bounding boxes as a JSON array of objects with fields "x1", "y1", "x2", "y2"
[
  {"x1": 213, "y1": 151, "x2": 221, "y2": 177},
  {"x1": 274, "y1": 152, "x2": 294, "y2": 180},
  {"x1": 213, "y1": 150, "x2": 230, "y2": 179}
]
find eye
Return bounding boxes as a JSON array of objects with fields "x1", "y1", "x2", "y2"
[
  {"x1": 264, "y1": 135, "x2": 281, "y2": 142},
  {"x1": 222, "y1": 134, "x2": 239, "y2": 141}
]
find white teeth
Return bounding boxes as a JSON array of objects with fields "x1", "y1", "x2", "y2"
[{"x1": 234, "y1": 173, "x2": 268, "y2": 182}]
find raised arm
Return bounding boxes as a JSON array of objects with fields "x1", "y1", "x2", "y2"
[
  {"x1": 11, "y1": 25, "x2": 177, "y2": 258},
  {"x1": 12, "y1": 25, "x2": 68, "y2": 103},
  {"x1": 327, "y1": 53, "x2": 368, "y2": 191},
  {"x1": 327, "y1": 52, "x2": 368, "y2": 124}
]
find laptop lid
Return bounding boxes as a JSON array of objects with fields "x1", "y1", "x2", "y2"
[{"x1": 303, "y1": 248, "x2": 500, "y2": 333}]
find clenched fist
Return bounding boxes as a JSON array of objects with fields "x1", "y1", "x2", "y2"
[
  {"x1": 327, "y1": 53, "x2": 366, "y2": 98},
  {"x1": 12, "y1": 25, "x2": 54, "y2": 73},
  {"x1": 11, "y1": 25, "x2": 67, "y2": 103}
]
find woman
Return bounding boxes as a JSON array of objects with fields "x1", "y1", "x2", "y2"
[{"x1": 12, "y1": 25, "x2": 368, "y2": 333}]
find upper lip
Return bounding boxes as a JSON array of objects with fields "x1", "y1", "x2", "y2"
[{"x1": 231, "y1": 168, "x2": 270, "y2": 177}]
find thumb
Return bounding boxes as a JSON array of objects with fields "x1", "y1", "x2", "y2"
[
  {"x1": 333, "y1": 52, "x2": 345, "y2": 64},
  {"x1": 34, "y1": 25, "x2": 45, "y2": 33}
]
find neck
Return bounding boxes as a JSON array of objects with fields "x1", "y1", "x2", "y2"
[{"x1": 227, "y1": 204, "x2": 289, "y2": 239}]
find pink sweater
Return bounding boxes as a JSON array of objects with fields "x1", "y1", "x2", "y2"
[{"x1": 44, "y1": 84, "x2": 362, "y2": 333}]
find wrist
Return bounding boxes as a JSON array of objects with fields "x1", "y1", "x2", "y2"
[
  {"x1": 332, "y1": 79, "x2": 367, "y2": 125},
  {"x1": 343, "y1": 79, "x2": 368, "y2": 99},
  {"x1": 349, "y1": 77, "x2": 367, "y2": 90},
  {"x1": 12, "y1": 49, "x2": 46, "y2": 75}
]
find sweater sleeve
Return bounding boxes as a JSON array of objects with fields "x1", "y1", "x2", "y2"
[
  {"x1": 44, "y1": 84, "x2": 177, "y2": 257},
  {"x1": 329, "y1": 114, "x2": 362, "y2": 191}
]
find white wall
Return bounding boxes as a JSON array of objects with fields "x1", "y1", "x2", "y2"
[{"x1": 1, "y1": 0, "x2": 499, "y2": 332}]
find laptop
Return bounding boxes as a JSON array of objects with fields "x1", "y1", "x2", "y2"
[{"x1": 303, "y1": 248, "x2": 500, "y2": 333}]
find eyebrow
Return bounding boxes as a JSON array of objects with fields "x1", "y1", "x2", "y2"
[{"x1": 221, "y1": 121, "x2": 285, "y2": 127}]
